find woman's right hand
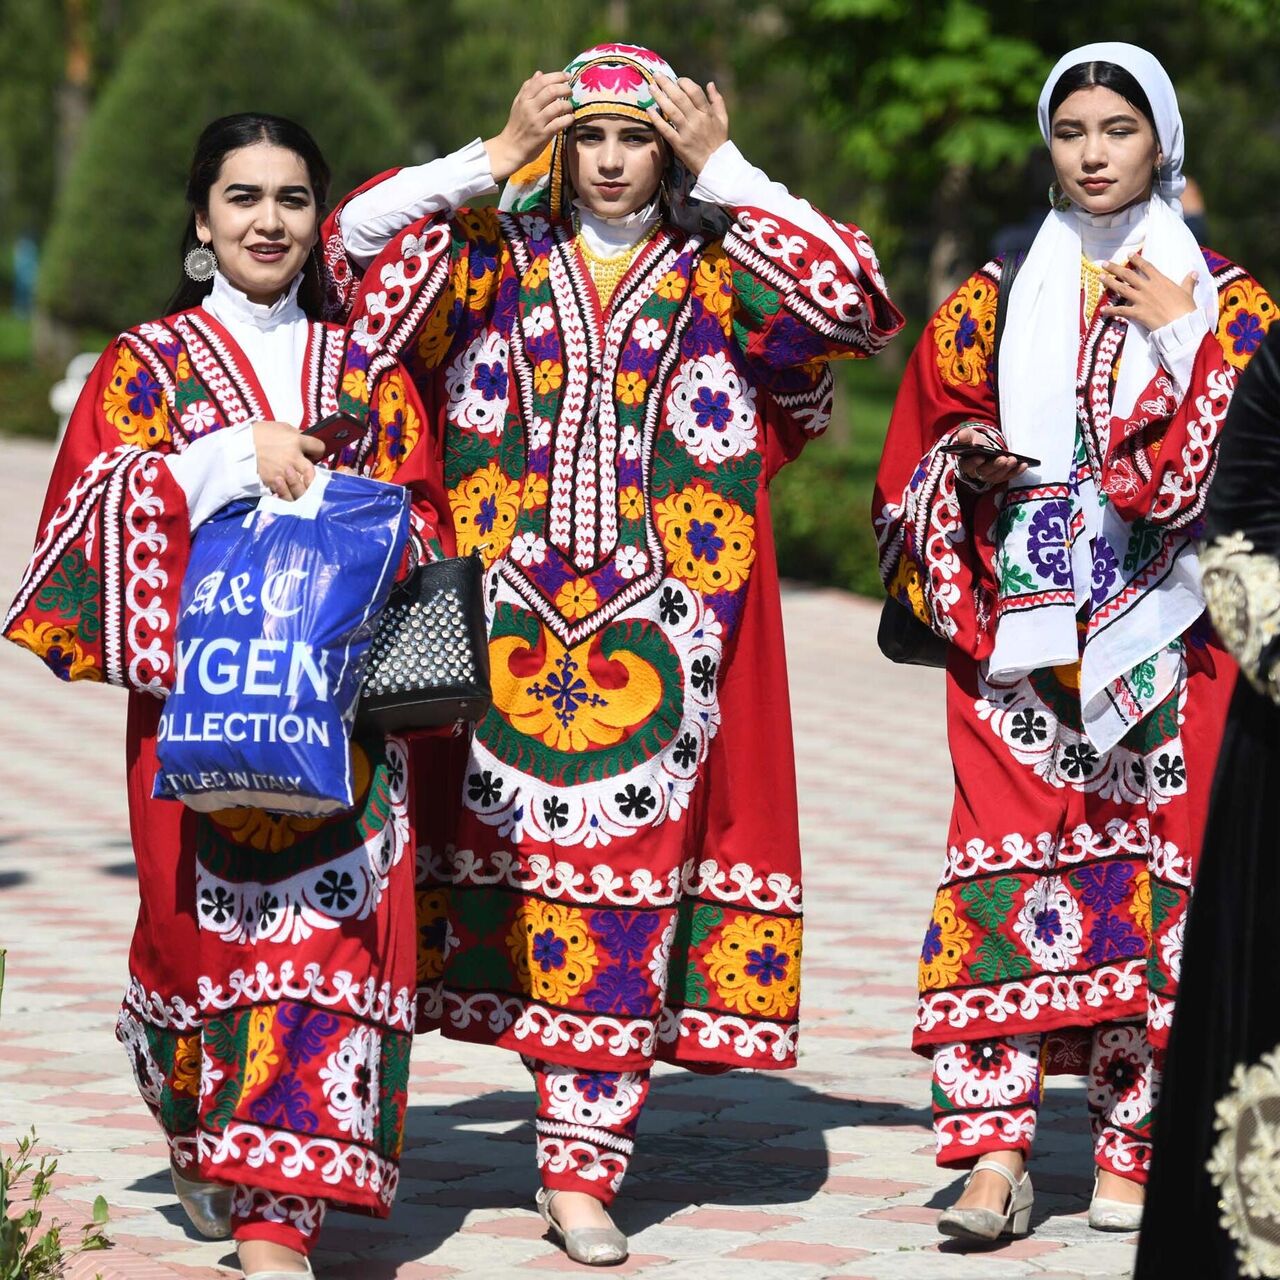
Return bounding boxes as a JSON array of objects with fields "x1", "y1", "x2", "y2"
[
  {"x1": 253, "y1": 421, "x2": 326, "y2": 500},
  {"x1": 485, "y1": 71, "x2": 574, "y2": 183},
  {"x1": 951, "y1": 425, "x2": 1028, "y2": 487}
]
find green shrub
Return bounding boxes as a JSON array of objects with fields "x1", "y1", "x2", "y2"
[{"x1": 39, "y1": 0, "x2": 410, "y2": 333}]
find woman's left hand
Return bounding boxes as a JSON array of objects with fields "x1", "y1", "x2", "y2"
[
  {"x1": 1100, "y1": 253, "x2": 1199, "y2": 332},
  {"x1": 648, "y1": 77, "x2": 729, "y2": 177}
]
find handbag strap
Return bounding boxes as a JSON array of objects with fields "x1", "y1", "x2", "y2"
[{"x1": 990, "y1": 248, "x2": 1025, "y2": 396}]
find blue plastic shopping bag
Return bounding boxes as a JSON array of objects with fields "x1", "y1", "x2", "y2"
[{"x1": 153, "y1": 469, "x2": 409, "y2": 815}]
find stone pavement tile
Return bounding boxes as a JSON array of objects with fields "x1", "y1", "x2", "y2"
[
  {"x1": 728, "y1": 1240, "x2": 872, "y2": 1264},
  {"x1": 665, "y1": 1206, "x2": 804, "y2": 1232}
]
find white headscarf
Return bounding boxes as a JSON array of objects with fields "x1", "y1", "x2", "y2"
[{"x1": 988, "y1": 42, "x2": 1219, "y2": 752}]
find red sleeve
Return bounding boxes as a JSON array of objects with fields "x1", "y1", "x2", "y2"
[
  {"x1": 1101, "y1": 267, "x2": 1276, "y2": 529},
  {"x1": 319, "y1": 167, "x2": 404, "y2": 322},
  {"x1": 872, "y1": 262, "x2": 1007, "y2": 659},
  {"x1": 3, "y1": 339, "x2": 191, "y2": 692}
]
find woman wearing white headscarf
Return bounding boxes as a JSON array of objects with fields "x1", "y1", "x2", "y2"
[{"x1": 874, "y1": 43, "x2": 1273, "y2": 1242}]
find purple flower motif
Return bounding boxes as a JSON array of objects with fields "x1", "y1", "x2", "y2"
[
  {"x1": 45, "y1": 643, "x2": 75, "y2": 681},
  {"x1": 494, "y1": 276, "x2": 520, "y2": 328},
  {"x1": 706, "y1": 589, "x2": 744, "y2": 633},
  {"x1": 687, "y1": 518, "x2": 724, "y2": 562},
  {"x1": 1085, "y1": 911, "x2": 1143, "y2": 964},
  {"x1": 955, "y1": 311, "x2": 978, "y2": 352},
  {"x1": 523, "y1": 329, "x2": 558, "y2": 361},
  {"x1": 620, "y1": 341, "x2": 657, "y2": 379},
  {"x1": 345, "y1": 343, "x2": 372, "y2": 373},
  {"x1": 584, "y1": 963, "x2": 651, "y2": 1015},
  {"x1": 692, "y1": 387, "x2": 733, "y2": 432},
  {"x1": 1033, "y1": 907, "x2": 1063, "y2": 945},
  {"x1": 1026, "y1": 500, "x2": 1073, "y2": 586},
  {"x1": 921, "y1": 922, "x2": 943, "y2": 964},
  {"x1": 745, "y1": 943, "x2": 789, "y2": 986},
  {"x1": 595, "y1": 912, "x2": 659, "y2": 964},
  {"x1": 1228, "y1": 311, "x2": 1265, "y2": 357},
  {"x1": 572, "y1": 1071, "x2": 620, "y2": 1103},
  {"x1": 470, "y1": 241, "x2": 500, "y2": 275},
  {"x1": 276, "y1": 1004, "x2": 341, "y2": 1065},
  {"x1": 1091, "y1": 539, "x2": 1120, "y2": 606},
  {"x1": 473, "y1": 361, "x2": 508, "y2": 401},
  {"x1": 126, "y1": 369, "x2": 162, "y2": 417},
  {"x1": 476, "y1": 495, "x2": 498, "y2": 534},
  {"x1": 248, "y1": 1075, "x2": 320, "y2": 1132},
  {"x1": 681, "y1": 312, "x2": 727, "y2": 358},
  {"x1": 532, "y1": 928, "x2": 567, "y2": 972},
  {"x1": 1074, "y1": 863, "x2": 1134, "y2": 914}
]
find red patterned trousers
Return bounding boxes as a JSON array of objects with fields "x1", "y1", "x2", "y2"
[
  {"x1": 528, "y1": 1059, "x2": 652, "y2": 1206},
  {"x1": 931, "y1": 1022, "x2": 1156, "y2": 1182}
]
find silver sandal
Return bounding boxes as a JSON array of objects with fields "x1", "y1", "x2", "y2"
[
  {"x1": 936, "y1": 1158, "x2": 1034, "y2": 1242},
  {"x1": 170, "y1": 1162, "x2": 231, "y2": 1239},
  {"x1": 536, "y1": 1187, "x2": 628, "y2": 1265}
]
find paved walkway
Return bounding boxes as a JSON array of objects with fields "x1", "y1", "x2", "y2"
[{"x1": 0, "y1": 437, "x2": 1135, "y2": 1279}]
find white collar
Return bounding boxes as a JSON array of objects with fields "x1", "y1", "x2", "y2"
[
  {"x1": 1074, "y1": 199, "x2": 1149, "y2": 263},
  {"x1": 204, "y1": 271, "x2": 305, "y2": 332},
  {"x1": 572, "y1": 198, "x2": 662, "y2": 256}
]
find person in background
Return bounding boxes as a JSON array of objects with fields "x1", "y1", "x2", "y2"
[
  {"x1": 873, "y1": 42, "x2": 1273, "y2": 1243},
  {"x1": 3, "y1": 113, "x2": 446, "y2": 1279},
  {"x1": 322, "y1": 41, "x2": 902, "y2": 1264}
]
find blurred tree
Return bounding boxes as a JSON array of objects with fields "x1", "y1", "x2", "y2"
[{"x1": 38, "y1": 0, "x2": 409, "y2": 332}]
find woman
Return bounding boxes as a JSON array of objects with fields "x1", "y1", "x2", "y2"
[
  {"x1": 873, "y1": 43, "x2": 1273, "y2": 1241},
  {"x1": 3, "y1": 114, "x2": 446, "y2": 1278},
  {"x1": 322, "y1": 42, "x2": 902, "y2": 1263},
  {"x1": 1135, "y1": 319, "x2": 1280, "y2": 1277}
]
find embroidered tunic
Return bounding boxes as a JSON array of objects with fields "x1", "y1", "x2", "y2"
[
  {"x1": 874, "y1": 244, "x2": 1274, "y2": 1099},
  {"x1": 325, "y1": 147, "x2": 902, "y2": 1073},
  {"x1": 3, "y1": 303, "x2": 445, "y2": 1215}
]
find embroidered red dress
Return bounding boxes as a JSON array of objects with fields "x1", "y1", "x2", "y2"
[{"x1": 4, "y1": 309, "x2": 445, "y2": 1223}]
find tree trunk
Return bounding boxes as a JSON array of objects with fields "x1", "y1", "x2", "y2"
[{"x1": 927, "y1": 162, "x2": 972, "y2": 313}]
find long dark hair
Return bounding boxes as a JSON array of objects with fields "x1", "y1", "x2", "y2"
[
  {"x1": 1047, "y1": 61, "x2": 1158, "y2": 134},
  {"x1": 166, "y1": 112, "x2": 332, "y2": 318}
]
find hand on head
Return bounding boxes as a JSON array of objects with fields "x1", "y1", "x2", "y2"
[
  {"x1": 647, "y1": 77, "x2": 729, "y2": 177},
  {"x1": 253, "y1": 420, "x2": 325, "y2": 500},
  {"x1": 486, "y1": 71, "x2": 574, "y2": 184}
]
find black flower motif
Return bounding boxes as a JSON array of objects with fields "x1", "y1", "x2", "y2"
[
  {"x1": 316, "y1": 869, "x2": 357, "y2": 911},
  {"x1": 1131, "y1": 759, "x2": 1148, "y2": 788},
  {"x1": 1060, "y1": 741, "x2": 1099, "y2": 779},
  {"x1": 542, "y1": 796, "x2": 569, "y2": 830},
  {"x1": 672, "y1": 733, "x2": 698, "y2": 770},
  {"x1": 1009, "y1": 708, "x2": 1049, "y2": 746},
  {"x1": 690, "y1": 656, "x2": 717, "y2": 696},
  {"x1": 615, "y1": 784, "x2": 657, "y2": 820},
  {"x1": 1153, "y1": 752, "x2": 1186, "y2": 789},
  {"x1": 468, "y1": 770, "x2": 503, "y2": 806},
  {"x1": 256, "y1": 891, "x2": 281, "y2": 931},
  {"x1": 200, "y1": 885, "x2": 235, "y2": 925},
  {"x1": 659, "y1": 586, "x2": 688, "y2": 626}
]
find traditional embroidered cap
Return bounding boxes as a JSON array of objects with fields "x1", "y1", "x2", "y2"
[{"x1": 500, "y1": 42, "x2": 715, "y2": 228}]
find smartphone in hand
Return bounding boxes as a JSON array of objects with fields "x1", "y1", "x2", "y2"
[
  {"x1": 938, "y1": 442, "x2": 1041, "y2": 469},
  {"x1": 303, "y1": 412, "x2": 363, "y2": 458}
]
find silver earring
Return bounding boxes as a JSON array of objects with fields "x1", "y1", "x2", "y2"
[
  {"x1": 183, "y1": 243, "x2": 217, "y2": 282},
  {"x1": 1047, "y1": 181, "x2": 1072, "y2": 212}
]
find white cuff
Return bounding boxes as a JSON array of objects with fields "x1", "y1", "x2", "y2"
[
  {"x1": 163, "y1": 421, "x2": 263, "y2": 530},
  {"x1": 339, "y1": 139, "x2": 497, "y2": 268},
  {"x1": 1152, "y1": 308, "x2": 1211, "y2": 398}
]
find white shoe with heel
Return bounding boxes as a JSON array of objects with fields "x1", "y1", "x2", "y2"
[
  {"x1": 936, "y1": 1159, "x2": 1034, "y2": 1242},
  {"x1": 1088, "y1": 1169, "x2": 1144, "y2": 1231}
]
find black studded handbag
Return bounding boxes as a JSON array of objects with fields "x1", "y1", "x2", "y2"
[{"x1": 356, "y1": 552, "x2": 492, "y2": 734}]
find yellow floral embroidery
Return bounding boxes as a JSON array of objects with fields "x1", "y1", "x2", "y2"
[
  {"x1": 523, "y1": 257, "x2": 550, "y2": 289},
  {"x1": 521, "y1": 474, "x2": 548, "y2": 510},
  {"x1": 934, "y1": 273, "x2": 997, "y2": 387},
  {"x1": 449, "y1": 461, "x2": 521, "y2": 564},
  {"x1": 342, "y1": 368, "x2": 368, "y2": 401},
  {"x1": 919, "y1": 889, "x2": 973, "y2": 990},
  {"x1": 175, "y1": 353, "x2": 191, "y2": 382},
  {"x1": 693, "y1": 246, "x2": 733, "y2": 330},
  {"x1": 7, "y1": 619, "x2": 100, "y2": 681},
  {"x1": 417, "y1": 889, "x2": 451, "y2": 983},
  {"x1": 239, "y1": 1005, "x2": 279, "y2": 1100},
  {"x1": 656, "y1": 270, "x2": 688, "y2": 301},
  {"x1": 102, "y1": 345, "x2": 171, "y2": 448},
  {"x1": 555, "y1": 577, "x2": 599, "y2": 621},
  {"x1": 888, "y1": 555, "x2": 929, "y2": 626},
  {"x1": 704, "y1": 914, "x2": 802, "y2": 1019},
  {"x1": 491, "y1": 625, "x2": 662, "y2": 753},
  {"x1": 654, "y1": 483, "x2": 756, "y2": 594},
  {"x1": 534, "y1": 360, "x2": 564, "y2": 394},
  {"x1": 616, "y1": 370, "x2": 647, "y2": 405},
  {"x1": 1217, "y1": 277, "x2": 1276, "y2": 370},
  {"x1": 507, "y1": 900, "x2": 599, "y2": 1006},
  {"x1": 618, "y1": 485, "x2": 645, "y2": 521},
  {"x1": 370, "y1": 371, "x2": 421, "y2": 480},
  {"x1": 416, "y1": 295, "x2": 455, "y2": 368},
  {"x1": 171, "y1": 1033, "x2": 201, "y2": 1097},
  {"x1": 1130, "y1": 870, "x2": 1153, "y2": 942}
]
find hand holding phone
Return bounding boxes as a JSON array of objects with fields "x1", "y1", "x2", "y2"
[
  {"x1": 939, "y1": 441, "x2": 1041, "y2": 468},
  {"x1": 303, "y1": 412, "x2": 364, "y2": 459}
]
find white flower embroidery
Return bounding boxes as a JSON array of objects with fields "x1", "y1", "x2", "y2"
[
  {"x1": 527, "y1": 415, "x2": 553, "y2": 450},
  {"x1": 615, "y1": 546, "x2": 648, "y2": 580},
  {"x1": 633, "y1": 317, "x2": 668, "y2": 351},
  {"x1": 522, "y1": 304, "x2": 555, "y2": 339},
  {"x1": 520, "y1": 214, "x2": 550, "y2": 240},
  {"x1": 511, "y1": 532, "x2": 548, "y2": 567},
  {"x1": 618, "y1": 425, "x2": 641, "y2": 460},
  {"x1": 445, "y1": 330, "x2": 509, "y2": 436},
  {"x1": 180, "y1": 401, "x2": 218, "y2": 436},
  {"x1": 319, "y1": 1026, "x2": 379, "y2": 1142},
  {"x1": 666, "y1": 350, "x2": 757, "y2": 466},
  {"x1": 1012, "y1": 876, "x2": 1084, "y2": 970}
]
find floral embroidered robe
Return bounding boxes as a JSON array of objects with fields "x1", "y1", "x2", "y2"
[
  {"x1": 324, "y1": 189, "x2": 902, "y2": 1073},
  {"x1": 3, "y1": 311, "x2": 446, "y2": 1215},
  {"x1": 874, "y1": 251, "x2": 1274, "y2": 1083}
]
